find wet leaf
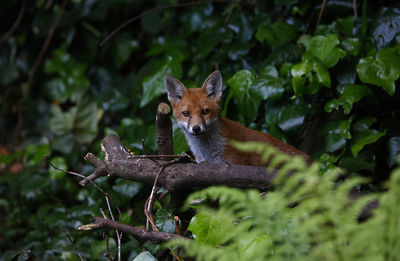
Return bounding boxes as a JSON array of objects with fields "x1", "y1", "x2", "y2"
[
  {"x1": 228, "y1": 70, "x2": 262, "y2": 124},
  {"x1": 325, "y1": 84, "x2": 371, "y2": 114},
  {"x1": 307, "y1": 34, "x2": 346, "y2": 68},
  {"x1": 357, "y1": 46, "x2": 400, "y2": 95},
  {"x1": 351, "y1": 117, "x2": 386, "y2": 156}
]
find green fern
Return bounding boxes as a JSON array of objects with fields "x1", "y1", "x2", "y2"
[{"x1": 168, "y1": 142, "x2": 400, "y2": 261}]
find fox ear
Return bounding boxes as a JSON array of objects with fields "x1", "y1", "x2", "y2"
[
  {"x1": 202, "y1": 71, "x2": 222, "y2": 100},
  {"x1": 165, "y1": 75, "x2": 187, "y2": 103}
]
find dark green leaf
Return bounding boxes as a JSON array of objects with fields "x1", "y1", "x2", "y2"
[
  {"x1": 256, "y1": 22, "x2": 298, "y2": 46},
  {"x1": 357, "y1": 46, "x2": 400, "y2": 95},
  {"x1": 336, "y1": 16, "x2": 355, "y2": 36},
  {"x1": 320, "y1": 119, "x2": 352, "y2": 152},
  {"x1": 155, "y1": 209, "x2": 176, "y2": 233},
  {"x1": 351, "y1": 117, "x2": 386, "y2": 156},
  {"x1": 227, "y1": 70, "x2": 262, "y2": 124},
  {"x1": 23, "y1": 143, "x2": 50, "y2": 166},
  {"x1": 308, "y1": 34, "x2": 346, "y2": 68},
  {"x1": 291, "y1": 57, "x2": 330, "y2": 96},
  {"x1": 325, "y1": 84, "x2": 371, "y2": 114},
  {"x1": 74, "y1": 95, "x2": 99, "y2": 143},
  {"x1": 141, "y1": 11, "x2": 162, "y2": 34},
  {"x1": 341, "y1": 38, "x2": 361, "y2": 56},
  {"x1": 140, "y1": 55, "x2": 183, "y2": 108}
]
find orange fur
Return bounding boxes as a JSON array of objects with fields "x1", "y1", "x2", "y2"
[{"x1": 165, "y1": 71, "x2": 311, "y2": 166}]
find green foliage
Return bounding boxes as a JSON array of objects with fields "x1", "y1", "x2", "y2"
[
  {"x1": 170, "y1": 143, "x2": 400, "y2": 260},
  {"x1": 1, "y1": 0, "x2": 399, "y2": 260},
  {"x1": 356, "y1": 46, "x2": 400, "y2": 95}
]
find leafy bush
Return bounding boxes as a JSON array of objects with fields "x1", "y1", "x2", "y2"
[{"x1": 170, "y1": 143, "x2": 400, "y2": 261}]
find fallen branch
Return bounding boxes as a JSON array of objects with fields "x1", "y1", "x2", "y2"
[
  {"x1": 78, "y1": 217, "x2": 185, "y2": 244},
  {"x1": 81, "y1": 134, "x2": 277, "y2": 192}
]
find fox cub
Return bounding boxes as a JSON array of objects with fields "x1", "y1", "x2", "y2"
[{"x1": 164, "y1": 71, "x2": 311, "y2": 166}]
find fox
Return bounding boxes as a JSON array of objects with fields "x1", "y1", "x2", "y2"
[{"x1": 164, "y1": 71, "x2": 312, "y2": 166}]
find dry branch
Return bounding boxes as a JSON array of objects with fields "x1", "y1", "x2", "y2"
[
  {"x1": 79, "y1": 217, "x2": 185, "y2": 244},
  {"x1": 81, "y1": 134, "x2": 276, "y2": 192}
]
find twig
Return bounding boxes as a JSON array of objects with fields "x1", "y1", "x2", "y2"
[
  {"x1": 59, "y1": 225, "x2": 84, "y2": 261},
  {"x1": 143, "y1": 160, "x2": 182, "y2": 261},
  {"x1": 106, "y1": 197, "x2": 122, "y2": 261},
  {"x1": 224, "y1": 2, "x2": 237, "y2": 23},
  {"x1": 128, "y1": 154, "x2": 190, "y2": 159},
  {"x1": 102, "y1": 233, "x2": 112, "y2": 261},
  {"x1": 316, "y1": 0, "x2": 327, "y2": 30},
  {"x1": 79, "y1": 217, "x2": 184, "y2": 244},
  {"x1": 47, "y1": 158, "x2": 123, "y2": 227},
  {"x1": 100, "y1": 0, "x2": 237, "y2": 46},
  {"x1": 145, "y1": 159, "x2": 180, "y2": 230},
  {"x1": 141, "y1": 139, "x2": 160, "y2": 166},
  {"x1": 79, "y1": 153, "x2": 108, "y2": 186},
  {"x1": 353, "y1": 0, "x2": 358, "y2": 18},
  {"x1": 0, "y1": 0, "x2": 26, "y2": 45}
]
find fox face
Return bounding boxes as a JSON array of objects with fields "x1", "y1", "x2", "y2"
[{"x1": 165, "y1": 71, "x2": 223, "y2": 136}]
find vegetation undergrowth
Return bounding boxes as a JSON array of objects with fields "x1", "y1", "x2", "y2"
[{"x1": 170, "y1": 142, "x2": 400, "y2": 261}]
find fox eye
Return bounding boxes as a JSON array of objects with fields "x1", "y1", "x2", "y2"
[
  {"x1": 201, "y1": 109, "x2": 210, "y2": 115},
  {"x1": 182, "y1": 111, "x2": 190, "y2": 117}
]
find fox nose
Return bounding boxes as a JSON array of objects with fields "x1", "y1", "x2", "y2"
[{"x1": 192, "y1": 125, "x2": 201, "y2": 134}]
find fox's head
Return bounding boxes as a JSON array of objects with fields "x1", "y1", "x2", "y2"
[{"x1": 165, "y1": 71, "x2": 223, "y2": 136}]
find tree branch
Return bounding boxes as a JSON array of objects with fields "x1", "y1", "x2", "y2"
[
  {"x1": 81, "y1": 134, "x2": 277, "y2": 192},
  {"x1": 79, "y1": 217, "x2": 185, "y2": 244}
]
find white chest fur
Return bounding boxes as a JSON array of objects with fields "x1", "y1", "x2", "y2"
[{"x1": 182, "y1": 121, "x2": 227, "y2": 164}]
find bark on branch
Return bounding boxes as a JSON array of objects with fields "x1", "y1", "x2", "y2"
[
  {"x1": 81, "y1": 134, "x2": 277, "y2": 191},
  {"x1": 79, "y1": 217, "x2": 185, "y2": 244}
]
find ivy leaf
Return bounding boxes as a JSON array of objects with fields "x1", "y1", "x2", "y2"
[
  {"x1": 49, "y1": 95, "x2": 99, "y2": 144},
  {"x1": 388, "y1": 137, "x2": 400, "y2": 167},
  {"x1": 140, "y1": 54, "x2": 183, "y2": 108},
  {"x1": 341, "y1": 38, "x2": 361, "y2": 56},
  {"x1": 356, "y1": 47, "x2": 400, "y2": 95},
  {"x1": 291, "y1": 57, "x2": 330, "y2": 96},
  {"x1": 228, "y1": 70, "x2": 262, "y2": 124},
  {"x1": 351, "y1": 117, "x2": 386, "y2": 156},
  {"x1": 324, "y1": 84, "x2": 371, "y2": 114},
  {"x1": 336, "y1": 16, "x2": 355, "y2": 36},
  {"x1": 256, "y1": 22, "x2": 298, "y2": 46},
  {"x1": 74, "y1": 95, "x2": 99, "y2": 143},
  {"x1": 132, "y1": 251, "x2": 157, "y2": 261},
  {"x1": 254, "y1": 66, "x2": 285, "y2": 100},
  {"x1": 308, "y1": 34, "x2": 346, "y2": 68},
  {"x1": 320, "y1": 119, "x2": 352, "y2": 152},
  {"x1": 112, "y1": 179, "x2": 141, "y2": 204},
  {"x1": 372, "y1": 8, "x2": 400, "y2": 49},
  {"x1": 155, "y1": 209, "x2": 176, "y2": 234},
  {"x1": 24, "y1": 143, "x2": 50, "y2": 166},
  {"x1": 49, "y1": 105, "x2": 77, "y2": 135}
]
